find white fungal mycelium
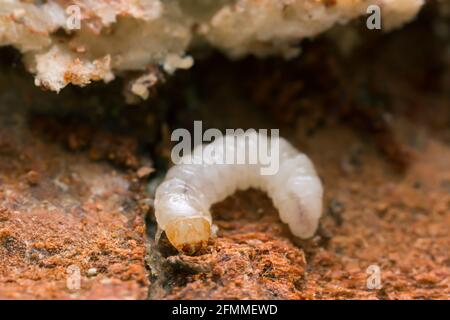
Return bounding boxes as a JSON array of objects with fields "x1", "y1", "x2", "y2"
[{"x1": 155, "y1": 131, "x2": 323, "y2": 251}]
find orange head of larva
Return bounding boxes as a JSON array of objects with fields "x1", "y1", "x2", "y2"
[{"x1": 165, "y1": 217, "x2": 211, "y2": 253}]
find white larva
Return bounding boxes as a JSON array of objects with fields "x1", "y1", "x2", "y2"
[{"x1": 155, "y1": 131, "x2": 323, "y2": 251}]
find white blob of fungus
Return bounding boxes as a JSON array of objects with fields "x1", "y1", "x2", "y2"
[{"x1": 162, "y1": 54, "x2": 194, "y2": 74}]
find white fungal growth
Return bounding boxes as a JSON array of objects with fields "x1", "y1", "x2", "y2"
[{"x1": 155, "y1": 131, "x2": 323, "y2": 251}]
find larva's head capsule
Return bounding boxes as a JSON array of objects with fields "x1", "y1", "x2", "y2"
[
  {"x1": 155, "y1": 177, "x2": 212, "y2": 252},
  {"x1": 165, "y1": 217, "x2": 211, "y2": 253}
]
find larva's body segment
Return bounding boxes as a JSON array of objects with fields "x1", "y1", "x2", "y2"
[{"x1": 155, "y1": 132, "x2": 323, "y2": 251}]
